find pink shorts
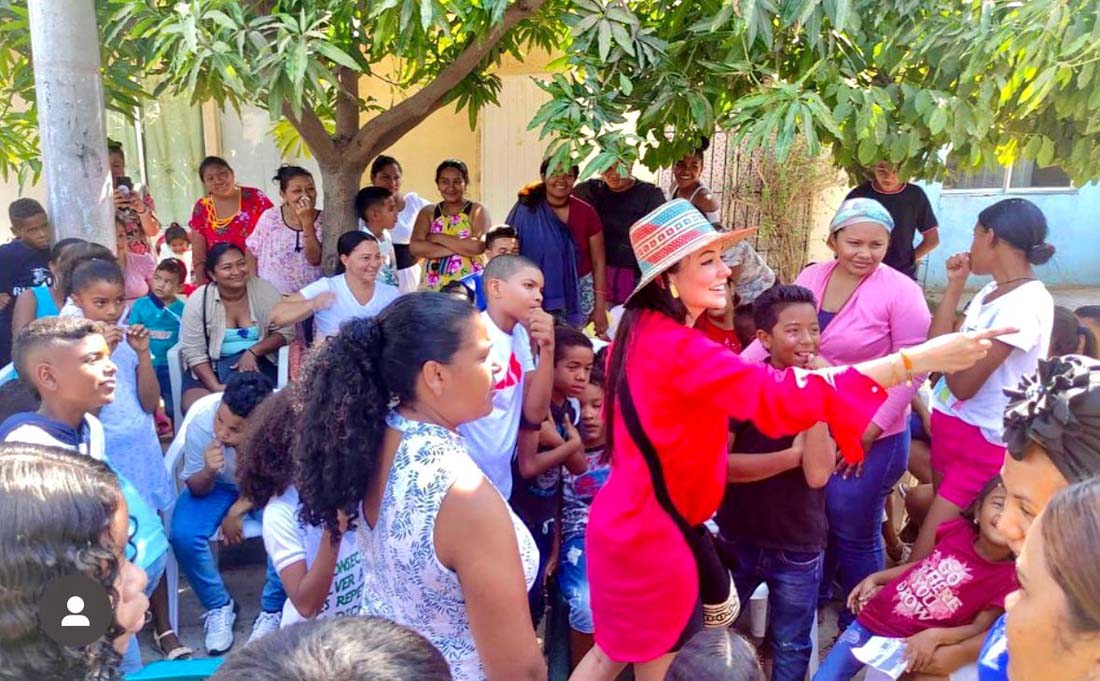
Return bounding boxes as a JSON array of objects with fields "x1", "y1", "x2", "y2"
[{"x1": 930, "y1": 410, "x2": 1007, "y2": 507}]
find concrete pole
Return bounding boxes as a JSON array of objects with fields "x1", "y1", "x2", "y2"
[{"x1": 28, "y1": 0, "x2": 115, "y2": 249}]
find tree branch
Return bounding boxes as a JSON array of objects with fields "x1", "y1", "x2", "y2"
[
  {"x1": 347, "y1": 0, "x2": 549, "y2": 165},
  {"x1": 334, "y1": 67, "x2": 359, "y2": 140},
  {"x1": 283, "y1": 103, "x2": 337, "y2": 167}
]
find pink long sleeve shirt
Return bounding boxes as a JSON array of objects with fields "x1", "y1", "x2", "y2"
[{"x1": 742, "y1": 260, "x2": 931, "y2": 438}]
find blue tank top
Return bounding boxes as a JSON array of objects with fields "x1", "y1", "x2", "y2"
[{"x1": 32, "y1": 284, "x2": 59, "y2": 319}]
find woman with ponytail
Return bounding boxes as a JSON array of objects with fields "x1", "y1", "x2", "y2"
[
  {"x1": 913, "y1": 198, "x2": 1057, "y2": 560},
  {"x1": 294, "y1": 293, "x2": 544, "y2": 681}
]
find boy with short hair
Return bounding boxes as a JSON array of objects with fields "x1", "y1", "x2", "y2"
[
  {"x1": 458, "y1": 254, "x2": 554, "y2": 499},
  {"x1": 0, "y1": 316, "x2": 170, "y2": 673},
  {"x1": 355, "y1": 186, "x2": 401, "y2": 290},
  {"x1": 129, "y1": 258, "x2": 187, "y2": 421},
  {"x1": 169, "y1": 371, "x2": 285, "y2": 655},
  {"x1": 715, "y1": 285, "x2": 837, "y2": 681},
  {"x1": 457, "y1": 226, "x2": 521, "y2": 311},
  {"x1": 0, "y1": 199, "x2": 53, "y2": 365},
  {"x1": 513, "y1": 326, "x2": 592, "y2": 624}
]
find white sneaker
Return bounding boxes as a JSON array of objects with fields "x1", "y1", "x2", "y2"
[
  {"x1": 247, "y1": 610, "x2": 282, "y2": 644},
  {"x1": 201, "y1": 600, "x2": 237, "y2": 655}
]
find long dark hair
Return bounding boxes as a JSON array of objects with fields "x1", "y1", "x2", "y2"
[
  {"x1": 198, "y1": 156, "x2": 232, "y2": 182},
  {"x1": 603, "y1": 273, "x2": 687, "y2": 461},
  {"x1": 273, "y1": 165, "x2": 313, "y2": 193},
  {"x1": 294, "y1": 293, "x2": 478, "y2": 540},
  {"x1": 0, "y1": 444, "x2": 125, "y2": 681},
  {"x1": 58, "y1": 242, "x2": 114, "y2": 298},
  {"x1": 517, "y1": 158, "x2": 580, "y2": 209}
]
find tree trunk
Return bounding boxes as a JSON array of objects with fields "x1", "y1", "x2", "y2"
[
  {"x1": 28, "y1": 0, "x2": 115, "y2": 248},
  {"x1": 318, "y1": 160, "x2": 367, "y2": 275}
]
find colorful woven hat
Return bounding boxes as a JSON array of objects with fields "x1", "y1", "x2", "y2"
[
  {"x1": 627, "y1": 199, "x2": 756, "y2": 303},
  {"x1": 829, "y1": 198, "x2": 895, "y2": 234}
]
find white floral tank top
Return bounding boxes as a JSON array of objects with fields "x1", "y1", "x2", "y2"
[{"x1": 357, "y1": 412, "x2": 539, "y2": 680}]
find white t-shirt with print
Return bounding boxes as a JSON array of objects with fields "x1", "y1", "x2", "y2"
[
  {"x1": 299, "y1": 274, "x2": 400, "y2": 341},
  {"x1": 931, "y1": 280, "x2": 1053, "y2": 445},
  {"x1": 263, "y1": 486, "x2": 364, "y2": 627},
  {"x1": 457, "y1": 312, "x2": 536, "y2": 499}
]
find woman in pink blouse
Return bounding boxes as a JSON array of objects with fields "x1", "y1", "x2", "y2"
[
  {"x1": 743, "y1": 197, "x2": 931, "y2": 634},
  {"x1": 573, "y1": 199, "x2": 1003, "y2": 681}
]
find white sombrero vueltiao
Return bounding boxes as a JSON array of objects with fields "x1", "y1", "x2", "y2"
[{"x1": 625, "y1": 198, "x2": 757, "y2": 304}]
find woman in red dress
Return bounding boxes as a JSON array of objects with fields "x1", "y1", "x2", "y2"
[
  {"x1": 188, "y1": 156, "x2": 274, "y2": 286},
  {"x1": 572, "y1": 199, "x2": 1011, "y2": 680}
]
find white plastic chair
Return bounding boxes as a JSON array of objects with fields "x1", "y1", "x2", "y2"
[
  {"x1": 162, "y1": 392, "x2": 263, "y2": 632},
  {"x1": 166, "y1": 343, "x2": 289, "y2": 427},
  {"x1": 748, "y1": 583, "x2": 820, "y2": 679}
]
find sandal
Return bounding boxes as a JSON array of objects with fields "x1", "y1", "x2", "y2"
[{"x1": 152, "y1": 628, "x2": 194, "y2": 661}]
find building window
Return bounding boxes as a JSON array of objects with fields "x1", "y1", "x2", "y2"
[{"x1": 944, "y1": 157, "x2": 1073, "y2": 192}]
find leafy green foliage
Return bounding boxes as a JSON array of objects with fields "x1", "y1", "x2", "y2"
[{"x1": 533, "y1": 0, "x2": 1100, "y2": 185}]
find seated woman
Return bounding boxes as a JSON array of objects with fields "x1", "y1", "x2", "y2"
[
  {"x1": 269, "y1": 231, "x2": 399, "y2": 344},
  {"x1": 178, "y1": 242, "x2": 292, "y2": 413},
  {"x1": 1004, "y1": 477, "x2": 1100, "y2": 681},
  {"x1": 0, "y1": 443, "x2": 149, "y2": 680}
]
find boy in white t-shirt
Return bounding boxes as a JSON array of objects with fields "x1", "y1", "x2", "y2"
[{"x1": 458, "y1": 254, "x2": 555, "y2": 498}]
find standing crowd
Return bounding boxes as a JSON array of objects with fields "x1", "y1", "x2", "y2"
[{"x1": 1, "y1": 139, "x2": 1099, "y2": 681}]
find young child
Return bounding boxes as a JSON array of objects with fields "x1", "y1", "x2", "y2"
[
  {"x1": 237, "y1": 389, "x2": 364, "y2": 628},
  {"x1": 128, "y1": 258, "x2": 187, "y2": 423},
  {"x1": 0, "y1": 198, "x2": 53, "y2": 366},
  {"x1": 68, "y1": 258, "x2": 174, "y2": 514},
  {"x1": 116, "y1": 214, "x2": 158, "y2": 304},
  {"x1": 693, "y1": 275, "x2": 742, "y2": 352},
  {"x1": 456, "y1": 225, "x2": 521, "y2": 311},
  {"x1": 168, "y1": 371, "x2": 286, "y2": 655},
  {"x1": 457, "y1": 254, "x2": 554, "y2": 499},
  {"x1": 558, "y1": 349, "x2": 611, "y2": 667},
  {"x1": 715, "y1": 284, "x2": 836, "y2": 681},
  {"x1": 817, "y1": 477, "x2": 1017, "y2": 681},
  {"x1": 0, "y1": 316, "x2": 169, "y2": 673},
  {"x1": 158, "y1": 223, "x2": 195, "y2": 294},
  {"x1": 512, "y1": 326, "x2": 592, "y2": 624},
  {"x1": 355, "y1": 186, "x2": 401, "y2": 290}
]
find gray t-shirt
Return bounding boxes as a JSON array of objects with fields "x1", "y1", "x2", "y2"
[{"x1": 180, "y1": 393, "x2": 238, "y2": 486}]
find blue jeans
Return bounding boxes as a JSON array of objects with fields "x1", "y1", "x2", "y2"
[
  {"x1": 526, "y1": 517, "x2": 555, "y2": 627},
  {"x1": 169, "y1": 481, "x2": 286, "y2": 613},
  {"x1": 822, "y1": 430, "x2": 910, "y2": 630},
  {"x1": 728, "y1": 542, "x2": 824, "y2": 681},
  {"x1": 120, "y1": 548, "x2": 168, "y2": 674},
  {"x1": 558, "y1": 534, "x2": 594, "y2": 634},
  {"x1": 814, "y1": 620, "x2": 874, "y2": 681}
]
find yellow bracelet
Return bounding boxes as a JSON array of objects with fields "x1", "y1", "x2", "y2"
[{"x1": 899, "y1": 350, "x2": 915, "y2": 386}]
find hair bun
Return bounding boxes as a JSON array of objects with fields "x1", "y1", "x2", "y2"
[{"x1": 1029, "y1": 242, "x2": 1056, "y2": 265}]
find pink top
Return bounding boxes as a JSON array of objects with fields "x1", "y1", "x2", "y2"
[
  {"x1": 742, "y1": 260, "x2": 930, "y2": 437},
  {"x1": 246, "y1": 206, "x2": 323, "y2": 295},
  {"x1": 587, "y1": 312, "x2": 887, "y2": 661},
  {"x1": 123, "y1": 251, "x2": 156, "y2": 302},
  {"x1": 859, "y1": 518, "x2": 1016, "y2": 638}
]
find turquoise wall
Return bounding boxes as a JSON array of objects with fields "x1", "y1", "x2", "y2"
[{"x1": 916, "y1": 182, "x2": 1100, "y2": 289}]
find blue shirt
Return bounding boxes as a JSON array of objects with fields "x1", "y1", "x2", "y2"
[
  {"x1": 978, "y1": 613, "x2": 1009, "y2": 681},
  {"x1": 128, "y1": 293, "x2": 185, "y2": 367},
  {"x1": 457, "y1": 271, "x2": 487, "y2": 311}
]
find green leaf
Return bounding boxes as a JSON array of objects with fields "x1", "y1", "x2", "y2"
[
  {"x1": 314, "y1": 41, "x2": 361, "y2": 71},
  {"x1": 857, "y1": 137, "x2": 876, "y2": 165},
  {"x1": 610, "y1": 21, "x2": 634, "y2": 55},
  {"x1": 928, "y1": 107, "x2": 947, "y2": 136},
  {"x1": 1037, "y1": 136, "x2": 1055, "y2": 167},
  {"x1": 597, "y1": 20, "x2": 612, "y2": 61},
  {"x1": 619, "y1": 73, "x2": 633, "y2": 96}
]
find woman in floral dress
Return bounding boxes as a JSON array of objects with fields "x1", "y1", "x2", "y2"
[{"x1": 410, "y1": 159, "x2": 490, "y2": 291}]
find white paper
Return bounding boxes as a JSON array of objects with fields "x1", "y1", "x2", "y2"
[{"x1": 852, "y1": 636, "x2": 909, "y2": 680}]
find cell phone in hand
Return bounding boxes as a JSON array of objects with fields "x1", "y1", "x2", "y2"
[{"x1": 116, "y1": 175, "x2": 134, "y2": 194}]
